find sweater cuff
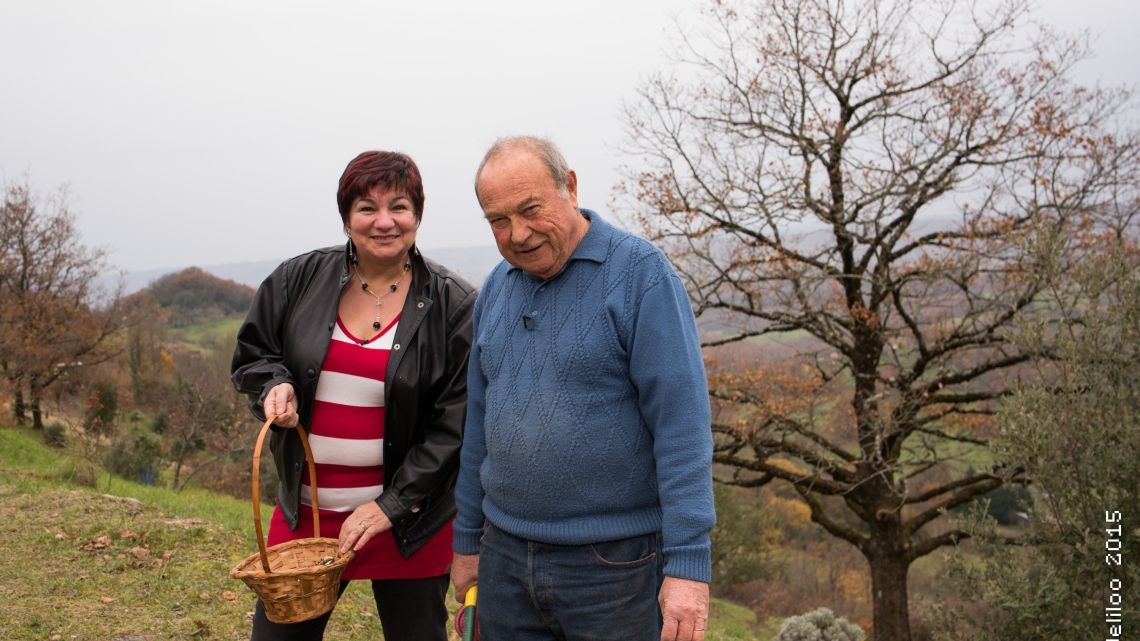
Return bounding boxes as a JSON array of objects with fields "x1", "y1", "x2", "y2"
[
  {"x1": 453, "y1": 524, "x2": 484, "y2": 555},
  {"x1": 663, "y1": 544, "x2": 712, "y2": 583}
]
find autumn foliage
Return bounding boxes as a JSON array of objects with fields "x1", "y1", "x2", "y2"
[
  {"x1": 0, "y1": 175, "x2": 261, "y2": 498},
  {"x1": 0, "y1": 178, "x2": 125, "y2": 430}
]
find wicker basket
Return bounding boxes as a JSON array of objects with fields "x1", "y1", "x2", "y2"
[{"x1": 231, "y1": 417, "x2": 355, "y2": 624}]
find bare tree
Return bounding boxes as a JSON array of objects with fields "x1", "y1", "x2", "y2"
[
  {"x1": 619, "y1": 0, "x2": 1139, "y2": 638},
  {"x1": 0, "y1": 178, "x2": 125, "y2": 428},
  {"x1": 163, "y1": 342, "x2": 254, "y2": 493},
  {"x1": 123, "y1": 289, "x2": 172, "y2": 406}
]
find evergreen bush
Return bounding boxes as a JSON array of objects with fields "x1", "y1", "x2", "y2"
[{"x1": 774, "y1": 608, "x2": 864, "y2": 641}]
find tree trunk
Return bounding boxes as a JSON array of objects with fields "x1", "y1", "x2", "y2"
[
  {"x1": 29, "y1": 378, "x2": 43, "y2": 430},
  {"x1": 865, "y1": 544, "x2": 913, "y2": 641},
  {"x1": 172, "y1": 436, "x2": 190, "y2": 490},
  {"x1": 13, "y1": 386, "x2": 26, "y2": 423}
]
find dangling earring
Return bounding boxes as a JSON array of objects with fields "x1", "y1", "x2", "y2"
[{"x1": 347, "y1": 238, "x2": 358, "y2": 265}]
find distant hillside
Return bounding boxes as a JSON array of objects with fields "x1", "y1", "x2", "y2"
[
  {"x1": 121, "y1": 245, "x2": 503, "y2": 293},
  {"x1": 128, "y1": 267, "x2": 255, "y2": 326}
]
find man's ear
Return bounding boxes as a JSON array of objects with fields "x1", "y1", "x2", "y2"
[{"x1": 565, "y1": 169, "x2": 579, "y2": 210}]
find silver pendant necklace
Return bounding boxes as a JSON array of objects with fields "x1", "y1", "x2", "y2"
[{"x1": 354, "y1": 259, "x2": 411, "y2": 331}]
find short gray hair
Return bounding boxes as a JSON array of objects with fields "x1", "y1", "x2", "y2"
[{"x1": 475, "y1": 136, "x2": 571, "y2": 201}]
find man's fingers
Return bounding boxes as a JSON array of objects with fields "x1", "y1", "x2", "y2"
[
  {"x1": 659, "y1": 577, "x2": 710, "y2": 641},
  {"x1": 662, "y1": 613, "x2": 702, "y2": 641},
  {"x1": 676, "y1": 617, "x2": 696, "y2": 641},
  {"x1": 452, "y1": 578, "x2": 474, "y2": 604},
  {"x1": 450, "y1": 553, "x2": 479, "y2": 604}
]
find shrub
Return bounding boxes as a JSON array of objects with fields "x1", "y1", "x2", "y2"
[
  {"x1": 83, "y1": 379, "x2": 118, "y2": 436},
  {"x1": 71, "y1": 380, "x2": 120, "y2": 487},
  {"x1": 151, "y1": 411, "x2": 169, "y2": 435},
  {"x1": 104, "y1": 428, "x2": 163, "y2": 480},
  {"x1": 775, "y1": 608, "x2": 864, "y2": 641},
  {"x1": 710, "y1": 483, "x2": 781, "y2": 588},
  {"x1": 43, "y1": 420, "x2": 68, "y2": 448},
  {"x1": 123, "y1": 408, "x2": 147, "y2": 423}
]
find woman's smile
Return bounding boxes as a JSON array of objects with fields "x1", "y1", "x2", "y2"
[{"x1": 347, "y1": 183, "x2": 419, "y2": 267}]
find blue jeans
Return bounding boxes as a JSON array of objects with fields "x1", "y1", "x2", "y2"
[{"x1": 477, "y1": 524, "x2": 665, "y2": 641}]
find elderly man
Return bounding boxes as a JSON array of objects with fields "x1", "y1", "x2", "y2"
[{"x1": 450, "y1": 136, "x2": 715, "y2": 641}]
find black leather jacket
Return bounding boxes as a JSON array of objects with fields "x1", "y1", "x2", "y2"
[{"x1": 231, "y1": 243, "x2": 476, "y2": 557}]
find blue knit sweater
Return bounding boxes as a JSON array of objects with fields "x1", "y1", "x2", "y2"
[{"x1": 453, "y1": 210, "x2": 715, "y2": 583}]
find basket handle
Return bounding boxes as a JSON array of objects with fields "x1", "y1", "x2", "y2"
[{"x1": 252, "y1": 415, "x2": 322, "y2": 574}]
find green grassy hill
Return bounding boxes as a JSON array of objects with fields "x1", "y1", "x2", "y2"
[
  {"x1": 0, "y1": 427, "x2": 772, "y2": 640},
  {"x1": 0, "y1": 428, "x2": 394, "y2": 640}
]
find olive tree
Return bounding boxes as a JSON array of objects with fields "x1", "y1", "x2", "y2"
[{"x1": 932, "y1": 240, "x2": 1140, "y2": 640}]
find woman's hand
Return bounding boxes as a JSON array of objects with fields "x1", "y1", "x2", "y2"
[
  {"x1": 264, "y1": 383, "x2": 299, "y2": 428},
  {"x1": 339, "y1": 501, "x2": 393, "y2": 554}
]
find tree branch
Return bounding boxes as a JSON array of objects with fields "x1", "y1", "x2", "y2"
[
  {"x1": 794, "y1": 484, "x2": 869, "y2": 549},
  {"x1": 904, "y1": 477, "x2": 1004, "y2": 535}
]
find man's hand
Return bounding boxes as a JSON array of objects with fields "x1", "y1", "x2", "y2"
[
  {"x1": 338, "y1": 501, "x2": 392, "y2": 554},
  {"x1": 450, "y1": 552, "x2": 480, "y2": 603},
  {"x1": 659, "y1": 577, "x2": 709, "y2": 641},
  {"x1": 264, "y1": 383, "x2": 298, "y2": 428}
]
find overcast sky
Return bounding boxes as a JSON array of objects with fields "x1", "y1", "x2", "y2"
[{"x1": 2, "y1": 0, "x2": 1137, "y2": 273}]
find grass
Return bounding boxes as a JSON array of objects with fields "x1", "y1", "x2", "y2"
[
  {"x1": 707, "y1": 598, "x2": 773, "y2": 640},
  {"x1": 0, "y1": 428, "x2": 269, "y2": 540},
  {"x1": 0, "y1": 427, "x2": 403, "y2": 639},
  {"x1": 0, "y1": 427, "x2": 770, "y2": 640},
  {"x1": 170, "y1": 315, "x2": 245, "y2": 351}
]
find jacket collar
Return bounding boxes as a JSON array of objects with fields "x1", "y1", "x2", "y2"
[{"x1": 408, "y1": 243, "x2": 432, "y2": 299}]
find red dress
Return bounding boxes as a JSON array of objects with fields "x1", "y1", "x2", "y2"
[{"x1": 266, "y1": 315, "x2": 453, "y2": 580}]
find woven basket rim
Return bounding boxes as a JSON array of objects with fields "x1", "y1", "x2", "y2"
[{"x1": 230, "y1": 537, "x2": 353, "y2": 580}]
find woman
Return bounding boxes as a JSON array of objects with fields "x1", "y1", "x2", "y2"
[{"x1": 231, "y1": 151, "x2": 476, "y2": 640}]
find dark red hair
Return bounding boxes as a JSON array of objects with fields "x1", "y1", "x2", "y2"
[{"x1": 337, "y1": 151, "x2": 425, "y2": 223}]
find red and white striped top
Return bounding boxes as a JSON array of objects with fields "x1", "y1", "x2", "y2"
[
  {"x1": 299, "y1": 315, "x2": 396, "y2": 512},
  {"x1": 264, "y1": 313, "x2": 453, "y2": 580}
]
